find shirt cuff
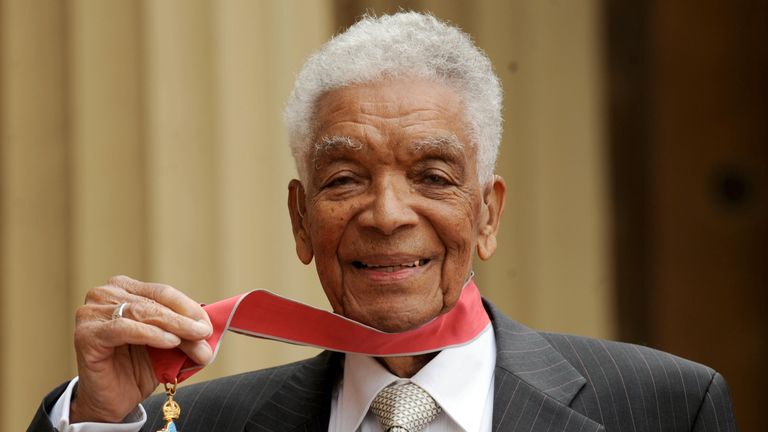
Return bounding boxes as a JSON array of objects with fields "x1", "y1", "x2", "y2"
[{"x1": 49, "y1": 377, "x2": 146, "y2": 432}]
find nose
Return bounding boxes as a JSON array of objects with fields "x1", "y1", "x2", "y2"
[{"x1": 358, "y1": 175, "x2": 419, "y2": 235}]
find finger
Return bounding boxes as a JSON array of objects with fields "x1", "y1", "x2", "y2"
[
  {"x1": 84, "y1": 283, "x2": 125, "y2": 306},
  {"x1": 109, "y1": 275, "x2": 212, "y2": 328},
  {"x1": 178, "y1": 339, "x2": 213, "y2": 365},
  {"x1": 89, "y1": 318, "x2": 181, "y2": 349},
  {"x1": 116, "y1": 301, "x2": 212, "y2": 341}
]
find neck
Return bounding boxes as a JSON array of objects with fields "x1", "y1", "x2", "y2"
[{"x1": 377, "y1": 352, "x2": 439, "y2": 378}]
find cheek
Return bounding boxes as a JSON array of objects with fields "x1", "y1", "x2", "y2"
[
  {"x1": 306, "y1": 207, "x2": 346, "y2": 310},
  {"x1": 307, "y1": 202, "x2": 359, "y2": 266},
  {"x1": 433, "y1": 196, "x2": 482, "y2": 252},
  {"x1": 309, "y1": 202, "x2": 350, "y2": 236}
]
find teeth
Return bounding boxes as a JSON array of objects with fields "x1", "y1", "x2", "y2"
[{"x1": 353, "y1": 259, "x2": 430, "y2": 270}]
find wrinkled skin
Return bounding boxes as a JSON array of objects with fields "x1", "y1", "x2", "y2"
[{"x1": 287, "y1": 77, "x2": 506, "y2": 374}]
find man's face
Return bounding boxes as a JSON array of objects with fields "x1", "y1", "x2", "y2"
[{"x1": 288, "y1": 77, "x2": 505, "y2": 332}]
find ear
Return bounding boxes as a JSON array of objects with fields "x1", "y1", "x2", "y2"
[
  {"x1": 477, "y1": 175, "x2": 506, "y2": 260},
  {"x1": 288, "y1": 179, "x2": 314, "y2": 264}
]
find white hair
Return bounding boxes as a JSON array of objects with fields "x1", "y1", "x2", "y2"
[{"x1": 284, "y1": 12, "x2": 502, "y2": 184}]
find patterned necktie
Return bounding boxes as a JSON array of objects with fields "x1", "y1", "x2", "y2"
[{"x1": 371, "y1": 383, "x2": 442, "y2": 432}]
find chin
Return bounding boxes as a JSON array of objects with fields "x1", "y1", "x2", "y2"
[{"x1": 356, "y1": 303, "x2": 443, "y2": 333}]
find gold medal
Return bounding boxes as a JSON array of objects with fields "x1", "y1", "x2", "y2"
[{"x1": 157, "y1": 379, "x2": 181, "y2": 432}]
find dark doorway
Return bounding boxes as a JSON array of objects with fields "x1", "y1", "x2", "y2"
[{"x1": 607, "y1": 2, "x2": 768, "y2": 430}]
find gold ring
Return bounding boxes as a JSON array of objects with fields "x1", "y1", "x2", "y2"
[{"x1": 111, "y1": 302, "x2": 129, "y2": 320}]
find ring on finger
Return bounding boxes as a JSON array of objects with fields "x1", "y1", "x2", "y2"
[{"x1": 111, "y1": 302, "x2": 129, "y2": 320}]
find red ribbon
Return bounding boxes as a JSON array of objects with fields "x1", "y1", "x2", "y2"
[{"x1": 147, "y1": 278, "x2": 489, "y2": 384}]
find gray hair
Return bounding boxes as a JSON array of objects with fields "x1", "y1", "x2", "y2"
[{"x1": 284, "y1": 12, "x2": 502, "y2": 184}]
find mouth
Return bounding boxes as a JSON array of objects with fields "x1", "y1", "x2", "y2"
[{"x1": 351, "y1": 258, "x2": 431, "y2": 272}]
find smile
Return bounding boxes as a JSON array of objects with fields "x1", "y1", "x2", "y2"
[{"x1": 352, "y1": 258, "x2": 431, "y2": 272}]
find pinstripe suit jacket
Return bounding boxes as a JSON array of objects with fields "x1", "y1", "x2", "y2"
[{"x1": 29, "y1": 301, "x2": 736, "y2": 431}]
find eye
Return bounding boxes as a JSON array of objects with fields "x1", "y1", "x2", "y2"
[
  {"x1": 323, "y1": 175, "x2": 356, "y2": 189},
  {"x1": 421, "y1": 171, "x2": 453, "y2": 186}
]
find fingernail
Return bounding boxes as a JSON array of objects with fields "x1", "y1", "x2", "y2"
[
  {"x1": 194, "y1": 319, "x2": 213, "y2": 337},
  {"x1": 164, "y1": 332, "x2": 181, "y2": 346},
  {"x1": 193, "y1": 341, "x2": 213, "y2": 365}
]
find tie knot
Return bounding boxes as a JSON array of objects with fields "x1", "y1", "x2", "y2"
[{"x1": 371, "y1": 383, "x2": 442, "y2": 432}]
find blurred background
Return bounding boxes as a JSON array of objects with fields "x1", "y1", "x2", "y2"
[{"x1": 0, "y1": 0, "x2": 764, "y2": 430}]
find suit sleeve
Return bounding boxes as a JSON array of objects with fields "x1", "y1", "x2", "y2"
[
  {"x1": 28, "y1": 380, "x2": 146, "y2": 432},
  {"x1": 27, "y1": 382, "x2": 71, "y2": 432},
  {"x1": 692, "y1": 372, "x2": 737, "y2": 431}
]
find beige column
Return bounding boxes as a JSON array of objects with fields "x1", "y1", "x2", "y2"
[
  {"x1": 212, "y1": 0, "x2": 333, "y2": 377},
  {"x1": 142, "y1": 0, "x2": 226, "y2": 379},
  {"x1": 143, "y1": 0, "x2": 218, "y2": 297},
  {"x1": 67, "y1": 0, "x2": 147, "y2": 344},
  {"x1": 0, "y1": 1, "x2": 70, "y2": 429},
  {"x1": 470, "y1": 0, "x2": 613, "y2": 338}
]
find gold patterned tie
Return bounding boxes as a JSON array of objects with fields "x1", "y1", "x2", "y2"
[{"x1": 371, "y1": 383, "x2": 442, "y2": 432}]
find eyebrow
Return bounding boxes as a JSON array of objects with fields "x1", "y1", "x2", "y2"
[
  {"x1": 410, "y1": 134, "x2": 464, "y2": 154},
  {"x1": 312, "y1": 133, "x2": 466, "y2": 168},
  {"x1": 408, "y1": 135, "x2": 467, "y2": 169},
  {"x1": 313, "y1": 135, "x2": 363, "y2": 160}
]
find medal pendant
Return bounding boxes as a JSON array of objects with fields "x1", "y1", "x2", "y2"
[{"x1": 157, "y1": 379, "x2": 181, "y2": 432}]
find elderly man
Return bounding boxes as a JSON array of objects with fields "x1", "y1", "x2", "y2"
[{"x1": 30, "y1": 12, "x2": 735, "y2": 432}]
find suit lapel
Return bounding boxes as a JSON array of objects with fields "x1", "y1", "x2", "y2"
[
  {"x1": 245, "y1": 351, "x2": 341, "y2": 432},
  {"x1": 486, "y1": 301, "x2": 604, "y2": 431}
]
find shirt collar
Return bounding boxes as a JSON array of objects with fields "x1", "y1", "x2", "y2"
[{"x1": 338, "y1": 324, "x2": 496, "y2": 431}]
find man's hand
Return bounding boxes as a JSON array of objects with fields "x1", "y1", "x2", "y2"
[{"x1": 69, "y1": 276, "x2": 213, "y2": 423}]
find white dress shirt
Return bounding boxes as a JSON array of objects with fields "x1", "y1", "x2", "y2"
[
  {"x1": 49, "y1": 377, "x2": 145, "y2": 432},
  {"x1": 50, "y1": 325, "x2": 495, "y2": 431},
  {"x1": 329, "y1": 324, "x2": 496, "y2": 432}
]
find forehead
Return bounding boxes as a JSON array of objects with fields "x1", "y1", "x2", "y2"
[
  {"x1": 310, "y1": 77, "x2": 473, "y2": 162},
  {"x1": 314, "y1": 77, "x2": 465, "y2": 122}
]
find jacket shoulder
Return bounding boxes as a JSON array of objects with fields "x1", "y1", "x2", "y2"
[
  {"x1": 540, "y1": 332, "x2": 733, "y2": 430},
  {"x1": 542, "y1": 331, "x2": 717, "y2": 387}
]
